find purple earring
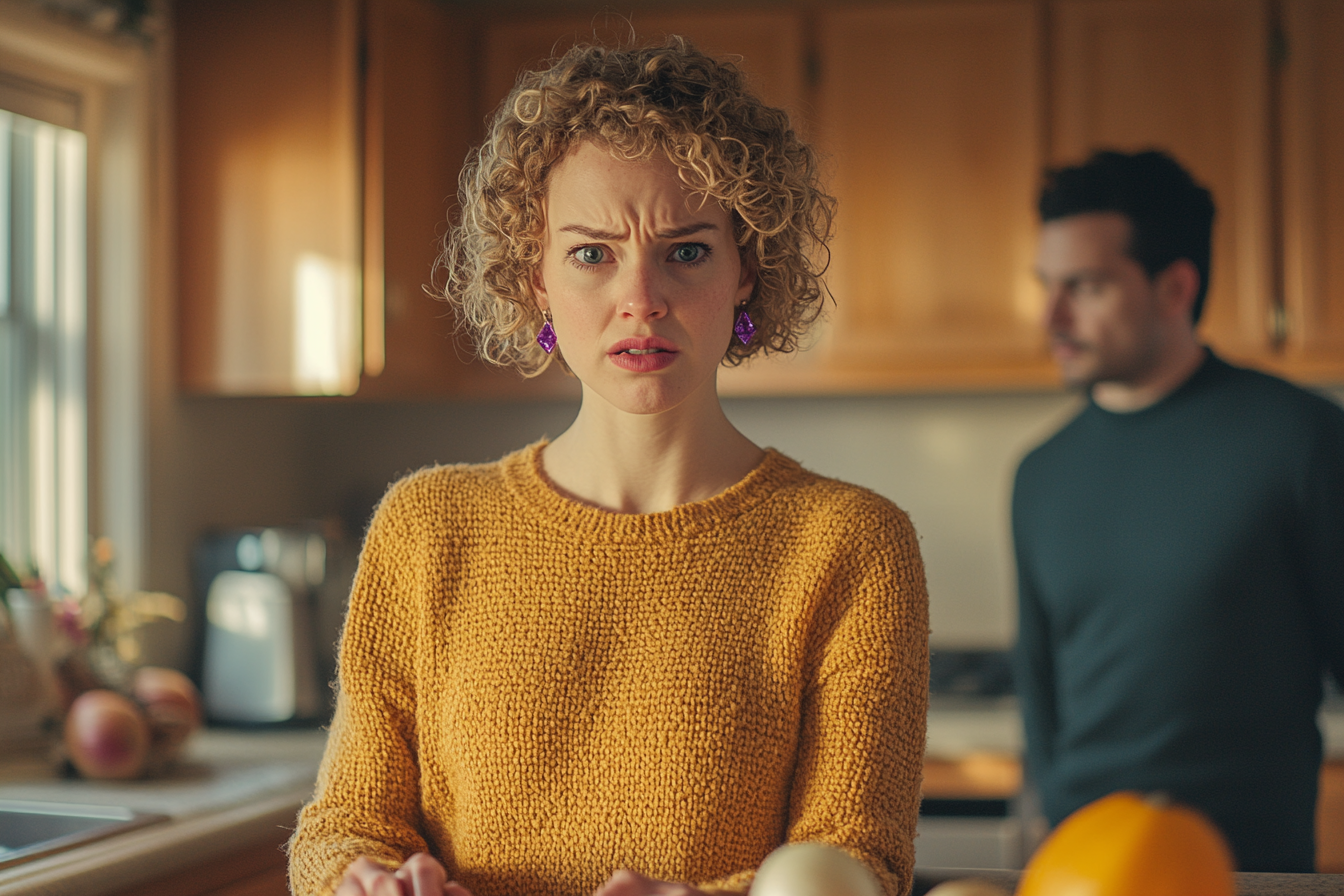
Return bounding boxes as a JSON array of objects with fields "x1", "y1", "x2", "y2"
[
  {"x1": 734, "y1": 308, "x2": 756, "y2": 345},
  {"x1": 536, "y1": 310, "x2": 557, "y2": 354}
]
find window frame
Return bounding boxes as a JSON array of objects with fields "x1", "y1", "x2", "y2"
[{"x1": 0, "y1": 4, "x2": 155, "y2": 591}]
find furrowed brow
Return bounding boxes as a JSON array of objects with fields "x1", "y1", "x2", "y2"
[
  {"x1": 558, "y1": 224, "x2": 624, "y2": 240},
  {"x1": 657, "y1": 222, "x2": 719, "y2": 239},
  {"x1": 556, "y1": 222, "x2": 720, "y2": 240}
]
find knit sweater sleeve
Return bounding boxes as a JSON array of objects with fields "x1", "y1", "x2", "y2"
[
  {"x1": 287, "y1": 474, "x2": 435, "y2": 896},
  {"x1": 698, "y1": 495, "x2": 929, "y2": 896}
]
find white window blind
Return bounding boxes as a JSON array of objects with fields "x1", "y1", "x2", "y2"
[{"x1": 0, "y1": 107, "x2": 88, "y2": 596}]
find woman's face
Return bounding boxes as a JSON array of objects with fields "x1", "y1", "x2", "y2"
[{"x1": 532, "y1": 141, "x2": 755, "y2": 416}]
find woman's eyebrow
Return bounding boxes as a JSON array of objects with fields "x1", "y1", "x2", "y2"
[{"x1": 557, "y1": 222, "x2": 720, "y2": 240}]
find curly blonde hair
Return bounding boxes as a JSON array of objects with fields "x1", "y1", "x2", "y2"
[{"x1": 440, "y1": 36, "x2": 836, "y2": 376}]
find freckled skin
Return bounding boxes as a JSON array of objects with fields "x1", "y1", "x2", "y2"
[{"x1": 532, "y1": 141, "x2": 755, "y2": 419}]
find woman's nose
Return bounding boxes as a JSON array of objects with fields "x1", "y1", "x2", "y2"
[{"x1": 619, "y1": 259, "x2": 668, "y2": 319}]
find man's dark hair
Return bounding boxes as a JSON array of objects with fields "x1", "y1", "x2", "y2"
[{"x1": 1038, "y1": 149, "x2": 1216, "y2": 323}]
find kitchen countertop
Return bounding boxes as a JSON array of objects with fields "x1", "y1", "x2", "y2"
[
  {"x1": 926, "y1": 696, "x2": 1344, "y2": 760},
  {"x1": 0, "y1": 727, "x2": 328, "y2": 896},
  {"x1": 3, "y1": 716, "x2": 1342, "y2": 896}
]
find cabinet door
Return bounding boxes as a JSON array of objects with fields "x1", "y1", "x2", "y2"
[
  {"x1": 1320, "y1": 759, "x2": 1344, "y2": 873},
  {"x1": 355, "y1": 0, "x2": 575, "y2": 400},
  {"x1": 104, "y1": 836, "x2": 288, "y2": 896},
  {"x1": 1051, "y1": 0, "x2": 1273, "y2": 366},
  {"x1": 176, "y1": 0, "x2": 362, "y2": 396},
  {"x1": 736, "y1": 1, "x2": 1050, "y2": 393},
  {"x1": 1279, "y1": 0, "x2": 1344, "y2": 382},
  {"x1": 482, "y1": 11, "x2": 804, "y2": 130}
]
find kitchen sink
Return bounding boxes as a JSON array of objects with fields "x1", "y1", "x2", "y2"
[{"x1": 0, "y1": 799, "x2": 168, "y2": 869}]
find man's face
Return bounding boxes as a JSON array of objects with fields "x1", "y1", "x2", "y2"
[{"x1": 1035, "y1": 212, "x2": 1167, "y2": 391}]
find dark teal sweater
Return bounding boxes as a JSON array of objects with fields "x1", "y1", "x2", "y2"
[{"x1": 1012, "y1": 351, "x2": 1344, "y2": 872}]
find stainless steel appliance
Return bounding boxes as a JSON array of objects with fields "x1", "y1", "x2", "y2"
[{"x1": 193, "y1": 526, "x2": 350, "y2": 724}]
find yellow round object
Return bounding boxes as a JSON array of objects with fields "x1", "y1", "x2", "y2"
[
  {"x1": 750, "y1": 842, "x2": 884, "y2": 896},
  {"x1": 1016, "y1": 791, "x2": 1236, "y2": 896}
]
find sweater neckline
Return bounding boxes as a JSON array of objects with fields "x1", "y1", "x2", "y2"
[
  {"x1": 500, "y1": 441, "x2": 804, "y2": 542},
  {"x1": 1088, "y1": 348, "x2": 1227, "y2": 421}
]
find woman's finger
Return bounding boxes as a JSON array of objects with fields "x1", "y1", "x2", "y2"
[
  {"x1": 394, "y1": 852, "x2": 449, "y2": 896},
  {"x1": 337, "y1": 857, "x2": 404, "y2": 896},
  {"x1": 594, "y1": 870, "x2": 709, "y2": 896},
  {"x1": 334, "y1": 876, "x2": 365, "y2": 896},
  {"x1": 593, "y1": 869, "x2": 650, "y2": 896}
]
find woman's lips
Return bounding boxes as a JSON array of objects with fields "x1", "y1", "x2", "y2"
[{"x1": 609, "y1": 337, "x2": 678, "y2": 372}]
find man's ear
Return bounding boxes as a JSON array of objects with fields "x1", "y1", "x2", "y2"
[{"x1": 1156, "y1": 259, "x2": 1200, "y2": 323}]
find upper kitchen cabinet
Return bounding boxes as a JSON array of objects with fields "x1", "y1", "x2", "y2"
[
  {"x1": 178, "y1": 0, "x2": 1344, "y2": 398},
  {"x1": 725, "y1": 1, "x2": 1054, "y2": 394},
  {"x1": 1050, "y1": 0, "x2": 1276, "y2": 368},
  {"x1": 176, "y1": 0, "x2": 363, "y2": 396},
  {"x1": 354, "y1": 0, "x2": 575, "y2": 399},
  {"x1": 1278, "y1": 0, "x2": 1344, "y2": 382},
  {"x1": 176, "y1": 0, "x2": 577, "y2": 398},
  {"x1": 480, "y1": 11, "x2": 805, "y2": 129}
]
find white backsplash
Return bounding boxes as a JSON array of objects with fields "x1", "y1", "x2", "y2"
[
  {"x1": 723, "y1": 392, "x2": 1080, "y2": 647},
  {"x1": 147, "y1": 382, "x2": 1344, "y2": 657}
]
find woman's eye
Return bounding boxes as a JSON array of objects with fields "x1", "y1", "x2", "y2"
[
  {"x1": 572, "y1": 246, "x2": 605, "y2": 266},
  {"x1": 671, "y1": 243, "x2": 709, "y2": 264}
]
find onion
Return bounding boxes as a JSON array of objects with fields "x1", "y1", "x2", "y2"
[
  {"x1": 63, "y1": 689, "x2": 150, "y2": 779},
  {"x1": 132, "y1": 666, "x2": 203, "y2": 769},
  {"x1": 750, "y1": 842, "x2": 884, "y2": 896}
]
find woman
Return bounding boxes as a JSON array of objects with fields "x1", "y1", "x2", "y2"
[{"x1": 287, "y1": 37, "x2": 929, "y2": 896}]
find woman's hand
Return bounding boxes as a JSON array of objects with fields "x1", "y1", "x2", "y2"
[
  {"x1": 335, "y1": 853, "x2": 474, "y2": 896},
  {"x1": 593, "y1": 869, "x2": 711, "y2": 896}
]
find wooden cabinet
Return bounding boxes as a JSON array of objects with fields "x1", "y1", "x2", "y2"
[
  {"x1": 1279, "y1": 0, "x2": 1344, "y2": 383},
  {"x1": 354, "y1": 0, "x2": 574, "y2": 400},
  {"x1": 484, "y1": 0, "x2": 1344, "y2": 393},
  {"x1": 176, "y1": 0, "x2": 363, "y2": 396},
  {"x1": 1320, "y1": 759, "x2": 1344, "y2": 873},
  {"x1": 725, "y1": 1, "x2": 1055, "y2": 394},
  {"x1": 105, "y1": 836, "x2": 289, "y2": 896},
  {"x1": 175, "y1": 0, "x2": 578, "y2": 399},
  {"x1": 481, "y1": 4, "x2": 1057, "y2": 395},
  {"x1": 481, "y1": 11, "x2": 805, "y2": 128},
  {"x1": 177, "y1": 0, "x2": 1344, "y2": 397},
  {"x1": 1049, "y1": 0, "x2": 1344, "y2": 383},
  {"x1": 1051, "y1": 0, "x2": 1276, "y2": 368}
]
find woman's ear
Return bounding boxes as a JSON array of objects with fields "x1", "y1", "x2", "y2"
[
  {"x1": 531, "y1": 266, "x2": 549, "y2": 311},
  {"x1": 736, "y1": 252, "x2": 757, "y2": 304}
]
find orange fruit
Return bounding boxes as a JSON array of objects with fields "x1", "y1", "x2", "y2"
[{"x1": 1016, "y1": 791, "x2": 1235, "y2": 896}]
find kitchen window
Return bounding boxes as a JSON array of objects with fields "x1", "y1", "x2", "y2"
[
  {"x1": 0, "y1": 92, "x2": 88, "y2": 597},
  {"x1": 0, "y1": 3, "x2": 154, "y2": 596}
]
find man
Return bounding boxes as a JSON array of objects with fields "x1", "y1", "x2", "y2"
[{"x1": 1012, "y1": 149, "x2": 1344, "y2": 872}]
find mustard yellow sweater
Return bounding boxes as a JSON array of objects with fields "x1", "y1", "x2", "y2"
[{"x1": 287, "y1": 443, "x2": 929, "y2": 896}]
